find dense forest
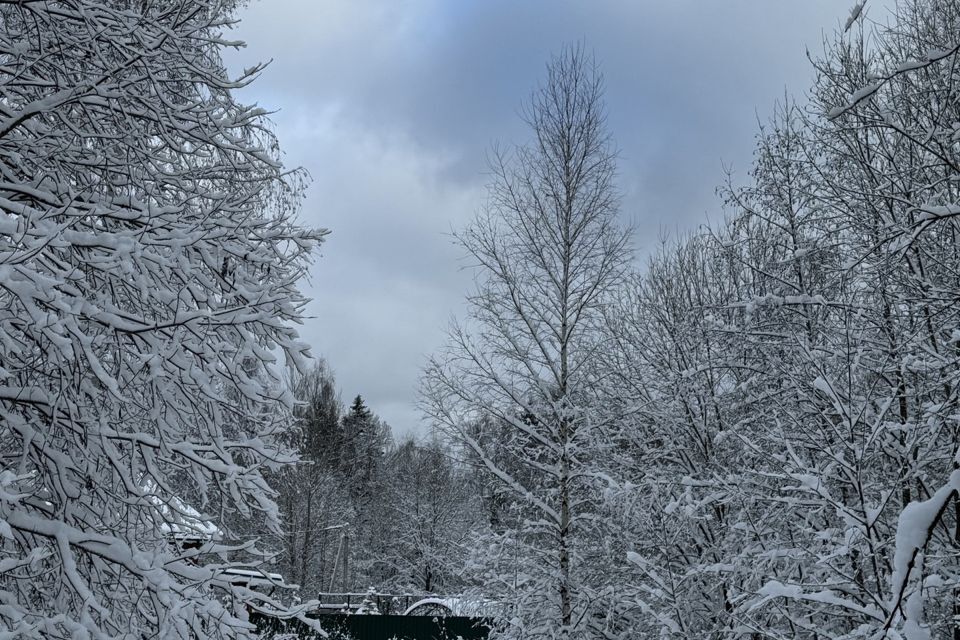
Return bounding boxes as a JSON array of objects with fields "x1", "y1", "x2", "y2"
[{"x1": 267, "y1": 361, "x2": 485, "y2": 598}]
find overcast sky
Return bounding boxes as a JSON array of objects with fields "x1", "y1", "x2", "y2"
[{"x1": 225, "y1": 1, "x2": 890, "y2": 437}]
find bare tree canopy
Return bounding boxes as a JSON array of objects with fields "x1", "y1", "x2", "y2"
[{"x1": 422, "y1": 44, "x2": 632, "y2": 640}]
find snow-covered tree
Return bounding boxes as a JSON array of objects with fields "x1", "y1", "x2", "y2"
[
  {"x1": 421, "y1": 44, "x2": 631, "y2": 639},
  {"x1": 600, "y1": 231, "x2": 754, "y2": 636},
  {"x1": 378, "y1": 436, "x2": 482, "y2": 593},
  {"x1": 814, "y1": 2, "x2": 960, "y2": 635},
  {"x1": 270, "y1": 361, "x2": 352, "y2": 596},
  {"x1": 0, "y1": 1, "x2": 325, "y2": 637},
  {"x1": 606, "y1": 2, "x2": 960, "y2": 636}
]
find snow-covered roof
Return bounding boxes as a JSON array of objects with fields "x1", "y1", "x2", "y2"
[
  {"x1": 403, "y1": 596, "x2": 502, "y2": 617},
  {"x1": 218, "y1": 568, "x2": 287, "y2": 589}
]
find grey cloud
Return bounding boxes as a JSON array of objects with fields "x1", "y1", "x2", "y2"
[{"x1": 227, "y1": 1, "x2": 890, "y2": 435}]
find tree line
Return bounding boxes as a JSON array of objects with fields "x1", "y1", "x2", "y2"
[{"x1": 269, "y1": 361, "x2": 486, "y2": 600}]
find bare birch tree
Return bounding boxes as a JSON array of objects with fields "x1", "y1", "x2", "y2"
[{"x1": 421, "y1": 44, "x2": 631, "y2": 640}]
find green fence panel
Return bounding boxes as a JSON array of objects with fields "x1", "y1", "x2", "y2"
[{"x1": 253, "y1": 612, "x2": 492, "y2": 640}]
